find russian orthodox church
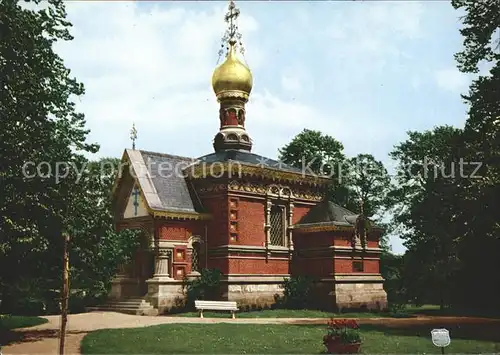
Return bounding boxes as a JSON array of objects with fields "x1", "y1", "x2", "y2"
[{"x1": 107, "y1": 1, "x2": 387, "y2": 315}]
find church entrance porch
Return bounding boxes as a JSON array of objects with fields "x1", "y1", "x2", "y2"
[{"x1": 109, "y1": 227, "x2": 155, "y2": 300}]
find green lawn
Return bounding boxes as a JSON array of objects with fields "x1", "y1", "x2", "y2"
[
  {"x1": 170, "y1": 305, "x2": 445, "y2": 319},
  {"x1": 0, "y1": 315, "x2": 48, "y2": 330},
  {"x1": 172, "y1": 308, "x2": 395, "y2": 318},
  {"x1": 81, "y1": 323, "x2": 500, "y2": 354}
]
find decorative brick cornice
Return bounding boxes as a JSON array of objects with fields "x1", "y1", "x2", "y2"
[
  {"x1": 185, "y1": 162, "x2": 331, "y2": 186},
  {"x1": 295, "y1": 246, "x2": 383, "y2": 257},
  {"x1": 195, "y1": 180, "x2": 324, "y2": 202},
  {"x1": 151, "y1": 210, "x2": 211, "y2": 220},
  {"x1": 208, "y1": 244, "x2": 290, "y2": 256},
  {"x1": 293, "y1": 224, "x2": 355, "y2": 233}
]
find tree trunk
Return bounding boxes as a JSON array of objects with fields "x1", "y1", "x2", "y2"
[{"x1": 59, "y1": 234, "x2": 70, "y2": 355}]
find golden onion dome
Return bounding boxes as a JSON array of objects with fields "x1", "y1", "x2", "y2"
[{"x1": 212, "y1": 43, "x2": 253, "y2": 100}]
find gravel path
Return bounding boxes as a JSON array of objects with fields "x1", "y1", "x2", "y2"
[{"x1": 2, "y1": 312, "x2": 500, "y2": 354}]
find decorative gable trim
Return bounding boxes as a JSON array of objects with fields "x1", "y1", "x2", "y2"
[{"x1": 113, "y1": 149, "x2": 209, "y2": 221}]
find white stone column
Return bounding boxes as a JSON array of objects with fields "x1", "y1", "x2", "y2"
[
  {"x1": 287, "y1": 202, "x2": 294, "y2": 251},
  {"x1": 264, "y1": 198, "x2": 272, "y2": 256},
  {"x1": 153, "y1": 249, "x2": 172, "y2": 280}
]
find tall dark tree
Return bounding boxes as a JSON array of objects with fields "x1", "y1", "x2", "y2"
[
  {"x1": 0, "y1": 0, "x2": 96, "y2": 308},
  {"x1": 346, "y1": 154, "x2": 391, "y2": 218},
  {"x1": 388, "y1": 126, "x2": 463, "y2": 309},
  {"x1": 279, "y1": 131, "x2": 392, "y2": 250},
  {"x1": 451, "y1": 0, "x2": 500, "y2": 312},
  {"x1": 0, "y1": 0, "x2": 138, "y2": 314},
  {"x1": 278, "y1": 129, "x2": 354, "y2": 209},
  {"x1": 452, "y1": 0, "x2": 500, "y2": 73}
]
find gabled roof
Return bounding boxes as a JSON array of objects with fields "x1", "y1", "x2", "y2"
[
  {"x1": 186, "y1": 149, "x2": 331, "y2": 185},
  {"x1": 295, "y1": 200, "x2": 359, "y2": 228},
  {"x1": 198, "y1": 149, "x2": 303, "y2": 174},
  {"x1": 116, "y1": 149, "x2": 208, "y2": 220},
  {"x1": 293, "y1": 200, "x2": 383, "y2": 232}
]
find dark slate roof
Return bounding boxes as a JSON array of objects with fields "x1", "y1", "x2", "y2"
[
  {"x1": 294, "y1": 200, "x2": 382, "y2": 229},
  {"x1": 197, "y1": 149, "x2": 306, "y2": 175},
  {"x1": 140, "y1": 150, "x2": 203, "y2": 213},
  {"x1": 295, "y1": 200, "x2": 359, "y2": 227}
]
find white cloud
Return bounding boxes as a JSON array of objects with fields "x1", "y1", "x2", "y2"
[
  {"x1": 50, "y1": 1, "x2": 269, "y2": 158},
  {"x1": 434, "y1": 67, "x2": 470, "y2": 93},
  {"x1": 281, "y1": 75, "x2": 302, "y2": 93},
  {"x1": 31, "y1": 0, "x2": 460, "y2": 254}
]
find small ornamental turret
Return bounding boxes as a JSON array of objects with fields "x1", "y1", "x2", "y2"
[{"x1": 211, "y1": 0, "x2": 253, "y2": 152}]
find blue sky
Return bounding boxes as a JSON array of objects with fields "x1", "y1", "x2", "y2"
[{"x1": 51, "y1": 1, "x2": 473, "y2": 254}]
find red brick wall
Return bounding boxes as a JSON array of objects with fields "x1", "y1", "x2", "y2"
[
  {"x1": 293, "y1": 231, "x2": 335, "y2": 248},
  {"x1": 236, "y1": 197, "x2": 266, "y2": 247},
  {"x1": 334, "y1": 257, "x2": 380, "y2": 274},
  {"x1": 208, "y1": 257, "x2": 229, "y2": 274},
  {"x1": 226, "y1": 257, "x2": 289, "y2": 274},
  {"x1": 364, "y1": 259, "x2": 379, "y2": 273},
  {"x1": 156, "y1": 220, "x2": 201, "y2": 241},
  {"x1": 366, "y1": 231, "x2": 381, "y2": 248},
  {"x1": 201, "y1": 195, "x2": 228, "y2": 248},
  {"x1": 334, "y1": 258, "x2": 352, "y2": 273},
  {"x1": 299, "y1": 257, "x2": 333, "y2": 277},
  {"x1": 292, "y1": 204, "x2": 313, "y2": 224}
]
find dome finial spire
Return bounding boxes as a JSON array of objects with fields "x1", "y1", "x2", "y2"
[
  {"x1": 217, "y1": 0, "x2": 245, "y2": 63},
  {"x1": 211, "y1": 0, "x2": 253, "y2": 152}
]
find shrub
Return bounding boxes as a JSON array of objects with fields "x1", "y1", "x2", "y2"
[
  {"x1": 279, "y1": 275, "x2": 316, "y2": 309},
  {"x1": 183, "y1": 268, "x2": 222, "y2": 310}
]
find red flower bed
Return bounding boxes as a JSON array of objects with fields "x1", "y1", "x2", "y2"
[{"x1": 323, "y1": 319, "x2": 361, "y2": 354}]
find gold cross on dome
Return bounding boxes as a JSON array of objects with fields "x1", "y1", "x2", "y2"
[
  {"x1": 218, "y1": 0, "x2": 245, "y2": 61},
  {"x1": 225, "y1": 0, "x2": 240, "y2": 43}
]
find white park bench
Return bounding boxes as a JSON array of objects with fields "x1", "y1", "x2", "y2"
[{"x1": 194, "y1": 300, "x2": 238, "y2": 319}]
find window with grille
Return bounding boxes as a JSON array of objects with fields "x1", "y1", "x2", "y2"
[
  {"x1": 192, "y1": 242, "x2": 200, "y2": 272},
  {"x1": 269, "y1": 204, "x2": 286, "y2": 246}
]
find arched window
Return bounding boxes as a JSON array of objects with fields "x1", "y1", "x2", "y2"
[
  {"x1": 191, "y1": 241, "x2": 201, "y2": 273},
  {"x1": 269, "y1": 204, "x2": 286, "y2": 246}
]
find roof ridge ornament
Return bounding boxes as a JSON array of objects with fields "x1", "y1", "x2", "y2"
[
  {"x1": 217, "y1": 0, "x2": 246, "y2": 64},
  {"x1": 130, "y1": 122, "x2": 138, "y2": 150}
]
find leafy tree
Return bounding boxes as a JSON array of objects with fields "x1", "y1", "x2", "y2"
[
  {"x1": 67, "y1": 158, "x2": 139, "y2": 310},
  {"x1": 388, "y1": 126, "x2": 463, "y2": 309},
  {"x1": 0, "y1": 0, "x2": 96, "y2": 310},
  {"x1": 380, "y1": 252, "x2": 405, "y2": 307},
  {"x1": 452, "y1": 0, "x2": 500, "y2": 73},
  {"x1": 451, "y1": 0, "x2": 500, "y2": 312},
  {"x1": 345, "y1": 154, "x2": 392, "y2": 251},
  {"x1": 279, "y1": 131, "x2": 392, "y2": 251},
  {"x1": 0, "y1": 0, "x2": 138, "y2": 314},
  {"x1": 278, "y1": 129, "x2": 354, "y2": 210},
  {"x1": 279, "y1": 129, "x2": 345, "y2": 176},
  {"x1": 346, "y1": 154, "x2": 391, "y2": 219}
]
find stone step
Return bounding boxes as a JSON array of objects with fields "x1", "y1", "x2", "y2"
[
  {"x1": 86, "y1": 306, "x2": 157, "y2": 316},
  {"x1": 91, "y1": 304, "x2": 154, "y2": 310},
  {"x1": 86, "y1": 298, "x2": 158, "y2": 316},
  {"x1": 105, "y1": 300, "x2": 147, "y2": 306}
]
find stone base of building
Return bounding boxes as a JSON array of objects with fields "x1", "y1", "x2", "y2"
[
  {"x1": 106, "y1": 274, "x2": 387, "y2": 315},
  {"x1": 109, "y1": 276, "x2": 141, "y2": 299},
  {"x1": 145, "y1": 278, "x2": 185, "y2": 314},
  {"x1": 221, "y1": 275, "x2": 286, "y2": 309},
  {"x1": 333, "y1": 274, "x2": 388, "y2": 311}
]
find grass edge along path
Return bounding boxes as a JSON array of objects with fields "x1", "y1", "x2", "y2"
[
  {"x1": 0, "y1": 315, "x2": 48, "y2": 330},
  {"x1": 169, "y1": 305, "x2": 442, "y2": 319},
  {"x1": 81, "y1": 323, "x2": 500, "y2": 354}
]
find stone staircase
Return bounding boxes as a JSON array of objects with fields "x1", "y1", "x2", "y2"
[{"x1": 86, "y1": 297, "x2": 158, "y2": 316}]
